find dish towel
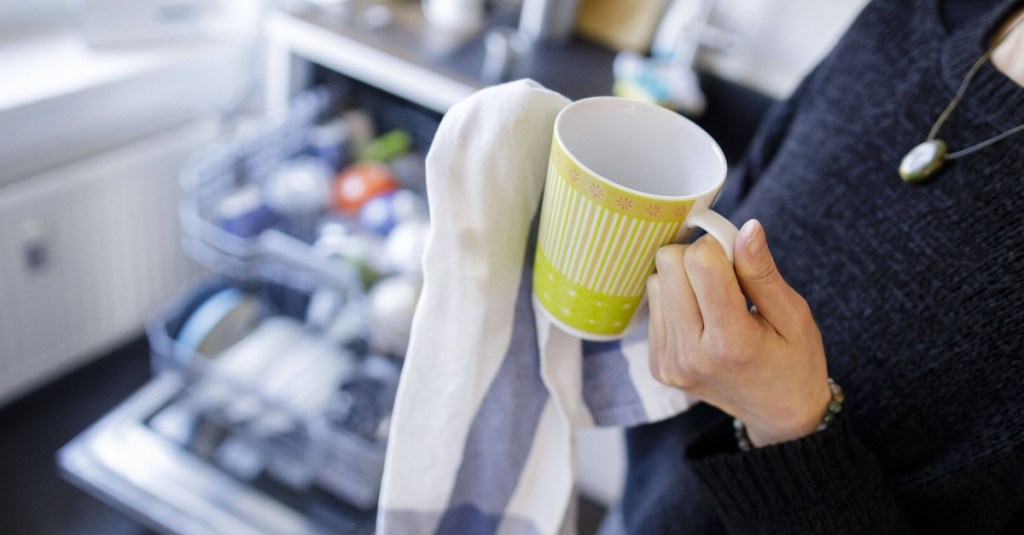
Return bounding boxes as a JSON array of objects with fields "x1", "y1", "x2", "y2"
[{"x1": 377, "y1": 79, "x2": 696, "y2": 535}]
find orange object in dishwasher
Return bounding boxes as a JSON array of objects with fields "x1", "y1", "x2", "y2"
[{"x1": 332, "y1": 162, "x2": 400, "y2": 214}]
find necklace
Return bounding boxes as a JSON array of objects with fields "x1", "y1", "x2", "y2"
[{"x1": 899, "y1": 16, "x2": 1024, "y2": 183}]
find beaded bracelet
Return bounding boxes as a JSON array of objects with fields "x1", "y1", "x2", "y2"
[{"x1": 734, "y1": 378, "x2": 845, "y2": 451}]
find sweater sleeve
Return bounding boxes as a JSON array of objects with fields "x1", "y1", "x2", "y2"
[{"x1": 684, "y1": 410, "x2": 913, "y2": 534}]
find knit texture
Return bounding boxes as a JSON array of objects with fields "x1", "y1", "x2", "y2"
[{"x1": 618, "y1": 0, "x2": 1024, "y2": 533}]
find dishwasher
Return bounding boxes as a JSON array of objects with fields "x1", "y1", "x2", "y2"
[{"x1": 58, "y1": 83, "x2": 440, "y2": 535}]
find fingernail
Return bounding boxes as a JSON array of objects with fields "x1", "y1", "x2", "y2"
[{"x1": 741, "y1": 219, "x2": 766, "y2": 258}]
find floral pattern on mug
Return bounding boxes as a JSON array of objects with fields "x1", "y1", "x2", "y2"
[
  {"x1": 552, "y1": 141, "x2": 694, "y2": 223},
  {"x1": 567, "y1": 165, "x2": 580, "y2": 184}
]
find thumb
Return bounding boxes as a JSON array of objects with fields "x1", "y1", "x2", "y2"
[{"x1": 734, "y1": 219, "x2": 800, "y2": 327}]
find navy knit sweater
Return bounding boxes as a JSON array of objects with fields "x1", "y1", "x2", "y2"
[{"x1": 617, "y1": 0, "x2": 1024, "y2": 533}]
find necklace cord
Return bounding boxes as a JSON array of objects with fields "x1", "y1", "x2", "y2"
[
  {"x1": 946, "y1": 123, "x2": 1024, "y2": 158},
  {"x1": 926, "y1": 14, "x2": 1024, "y2": 144}
]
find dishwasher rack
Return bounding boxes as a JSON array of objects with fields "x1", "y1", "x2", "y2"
[{"x1": 179, "y1": 88, "x2": 360, "y2": 295}]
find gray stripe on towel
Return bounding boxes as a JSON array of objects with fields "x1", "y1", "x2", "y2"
[
  {"x1": 437, "y1": 213, "x2": 549, "y2": 534},
  {"x1": 581, "y1": 339, "x2": 648, "y2": 426}
]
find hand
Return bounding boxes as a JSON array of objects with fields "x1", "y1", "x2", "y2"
[{"x1": 646, "y1": 219, "x2": 831, "y2": 447}]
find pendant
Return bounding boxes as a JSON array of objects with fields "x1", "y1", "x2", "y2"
[{"x1": 899, "y1": 139, "x2": 948, "y2": 183}]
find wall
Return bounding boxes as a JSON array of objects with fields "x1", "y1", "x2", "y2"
[
  {"x1": 0, "y1": 0, "x2": 69, "y2": 28},
  {"x1": 706, "y1": 0, "x2": 870, "y2": 98}
]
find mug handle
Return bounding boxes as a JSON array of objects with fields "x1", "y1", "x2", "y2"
[{"x1": 686, "y1": 209, "x2": 739, "y2": 264}]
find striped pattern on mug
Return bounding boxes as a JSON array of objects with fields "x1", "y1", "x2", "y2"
[{"x1": 534, "y1": 144, "x2": 695, "y2": 337}]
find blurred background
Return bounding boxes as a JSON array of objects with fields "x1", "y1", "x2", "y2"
[{"x1": 0, "y1": 0, "x2": 866, "y2": 533}]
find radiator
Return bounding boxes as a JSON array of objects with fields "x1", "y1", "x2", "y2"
[{"x1": 0, "y1": 121, "x2": 218, "y2": 405}]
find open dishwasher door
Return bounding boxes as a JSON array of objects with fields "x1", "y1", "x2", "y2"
[
  {"x1": 58, "y1": 374, "x2": 365, "y2": 535},
  {"x1": 58, "y1": 359, "x2": 381, "y2": 534}
]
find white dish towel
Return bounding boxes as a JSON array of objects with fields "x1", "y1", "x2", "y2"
[{"x1": 377, "y1": 80, "x2": 696, "y2": 535}]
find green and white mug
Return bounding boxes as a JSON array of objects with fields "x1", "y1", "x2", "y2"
[{"x1": 533, "y1": 97, "x2": 738, "y2": 340}]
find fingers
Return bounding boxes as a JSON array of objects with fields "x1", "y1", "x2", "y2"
[
  {"x1": 646, "y1": 223, "x2": 828, "y2": 428},
  {"x1": 653, "y1": 244, "x2": 703, "y2": 334},
  {"x1": 649, "y1": 245, "x2": 700, "y2": 388},
  {"x1": 646, "y1": 273, "x2": 667, "y2": 346},
  {"x1": 733, "y1": 220, "x2": 807, "y2": 333},
  {"x1": 684, "y1": 234, "x2": 757, "y2": 338}
]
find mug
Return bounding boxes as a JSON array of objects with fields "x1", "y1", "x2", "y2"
[{"x1": 533, "y1": 97, "x2": 738, "y2": 340}]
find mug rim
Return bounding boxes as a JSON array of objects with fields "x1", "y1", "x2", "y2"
[{"x1": 554, "y1": 96, "x2": 728, "y2": 202}]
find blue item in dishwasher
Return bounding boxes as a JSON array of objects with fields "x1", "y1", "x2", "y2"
[
  {"x1": 358, "y1": 192, "x2": 399, "y2": 236},
  {"x1": 174, "y1": 288, "x2": 261, "y2": 365},
  {"x1": 308, "y1": 117, "x2": 353, "y2": 171},
  {"x1": 217, "y1": 185, "x2": 278, "y2": 237}
]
